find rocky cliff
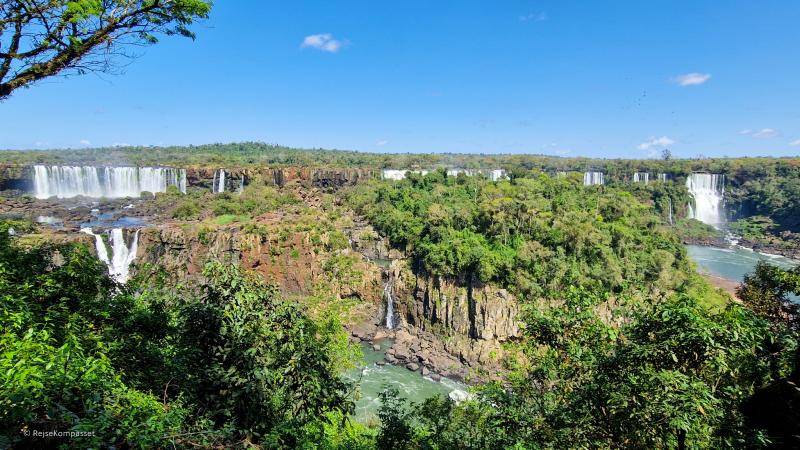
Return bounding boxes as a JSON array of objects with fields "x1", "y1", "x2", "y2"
[
  {"x1": 389, "y1": 262, "x2": 522, "y2": 381},
  {"x1": 345, "y1": 223, "x2": 523, "y2": 382},
  {"x1": 135, "y1": 222, "x2": 383, "y2": 303}
]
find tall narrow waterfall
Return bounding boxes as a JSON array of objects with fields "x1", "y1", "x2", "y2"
[
  {"x1": 668, "y1": 197, "x2": 674, "y2": 225},
  {"x1": 384, "y1": 276, "x2": 395, "y2": 329},
  {"x1": 34, "y1": 165, "x2": 186, "y2": 199},
  {"x1": 658, "y1": 173, "x2": 669, "y2": 182},
  {"x1": 686, "y1": 173, "x2": 726, "y2": 227},
  {"x1": 213, "y1": 169, "x2": 226, "y2": 193},
  {"x1": 80, "y1": 228, "x2": 139, "y2": 283},
  {"x1": 583, "y1": 172, "x2": 604, "y2": 186},
  {"x1": 633, "y1": 172, "x2": 649, "y2": 184}
]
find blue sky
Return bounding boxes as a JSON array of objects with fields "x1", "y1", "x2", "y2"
[{"x1": 2, "y1": 0, "x2": 800, "y2": 158}]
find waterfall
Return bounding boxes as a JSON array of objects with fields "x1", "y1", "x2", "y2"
[
  {"x1": 658, "y1": 173, "x2": 669, "y2": 182},
  {"x1": 238, "y1": 176, "x2": 245, "y2": 193},
  {"x1": 583, "y1": 172, "x2": 604, "y2": 186},
  {"x1": 384, "y1": 276, "x2": 395, "y2": 329},
  {"x1": 382, "y1": 169, "x2": 429, "y2": 180},
  {"x1": 80, "y1": 228, "x2": 110, "y2": 265},
  {"x1": 686, "y1": 173, "x2": 726, "y2": 227},
  {"x1": 213, "y1": 169, "x2": 226, "y2": 193},
  {"x1": 668, "y1": 197, "x2": 674, "y2": 225},
  {"x1": 80, "y1": 227, "x2": 139, "y2": 283},
  {"x1": 633, "y1": 172, "x2": 649, "y2": 184},
  {"x1": 33, "y1": 165, "x2": 186, "y2": 199}
]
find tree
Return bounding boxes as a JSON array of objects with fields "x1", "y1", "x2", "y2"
[
  {"x1": 662, "y1": 148, "x2": 672, "y2": 160},
  {"x1": 0, "y1": 0, "x2": 211, "y2": 100}
]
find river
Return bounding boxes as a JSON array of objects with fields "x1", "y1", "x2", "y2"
[
  {"x1": 686, "y1": 244, "x2": 798, "y2": 282},
  {"x1": 345, "y1": 339, "x2": 468, "y2": 423}
]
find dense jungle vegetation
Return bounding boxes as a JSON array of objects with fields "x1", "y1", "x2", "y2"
[
  {"x1": 346, "y1": 169, "x2": 697, "y2": 302},
  {"x1": 3, "y1": 168, "x2": 800, "y2": 448}
]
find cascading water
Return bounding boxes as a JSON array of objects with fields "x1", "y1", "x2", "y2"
[
  {"x1": 633, "y1": 172, "x2": 649, "y2": 184},
  {"x1": 80, "y1": 228, "x2": 110, "y2": 266},
  {"x1": 80, "y1": 227, "x2": 139, "y2": 283},
  {"x1": 238, "y1": 176, "x2": 245, "y2": 193},
  {"x1": 33, "y1": 165, "x2": 186, "y2": 199},
  {"x1": 668, "y1": 197, "x2": 674, "y2": 225},
  {"x1": 583, "y1": 172, "x2": 604, "y2": 186},
  {"x1": 213, "y1": 169, "x2": 226, "y2": 193},
  {"x1": 686, "y1": 173, "x2": 726, "y2": 228},
  {"x1": 384, "y1": 275, "x2": 395, "y2": 329},
  {"x1": 658, "y1": 173, "x2": 669, "y2": 182}
]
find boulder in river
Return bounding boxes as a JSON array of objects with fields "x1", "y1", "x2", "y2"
[{"x1": 406, "y1": 362, "x2": 420, "y2": 371}]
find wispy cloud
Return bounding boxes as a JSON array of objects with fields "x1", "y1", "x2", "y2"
[
  {"x1": 740, "y1": 128, "x2": 780, "y2": 138},
  {"x1": 638, "y1": 136, "x2": 674, "y2": 150},
  {"x1": 376, "y1": 140, "x2": 389, "y2": 146},
  {"x1": 301, "y1": 33, "x2": 347, "y2": 53},
  {"x1": 672, "y1": 73, "x2": 711, "y2": 86},
  {"x1": 789, "y1": 139, "x2": 800, "y2": 147},
  {"x1": 519, "y1": 12, "x2": 548, "y2": 22},
  {"x1": 79, "y1": 139, "x2": 91, "y2": 146}
]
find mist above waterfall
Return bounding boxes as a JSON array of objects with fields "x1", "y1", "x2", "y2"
[
  {"x1": 34, "y1": 165, "x2": 186, "y2": 199},
  {"x1": 686, "y1": 173, "x2": 726, "y2": 228}
]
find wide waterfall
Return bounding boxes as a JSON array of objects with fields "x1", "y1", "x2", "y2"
[
  {"x1": 384, "y1": 276, "x2": 396, "y2": 329},
  {"x1": 446, "y1": 168, "x2": 506, "y2": 181},
  {"x1": 583, "y1": 172, "x2": 604, "y2": 186},
  {"x1": 213, "y1": 169, "x2": 226, "y2": 193},
  {"x1": 382, "y1": 169, "x2": 429, "y2": 180},
  {"x1": 686, "y1": 173, "x2": 726, "y2": 227},
  {"x1": 33, "y1": 165, "x2": 186, "y2": 199},
  {"x1": 633, "y1": 172, "x2": 649, "y2": 184},
  {"x1": 80, "y1": 227, "x2": 139, "y2": 283}
]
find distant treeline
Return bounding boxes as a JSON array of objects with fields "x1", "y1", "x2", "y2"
[{"x1": 3, "y1": 143, "x2": 799, "y2": 232}]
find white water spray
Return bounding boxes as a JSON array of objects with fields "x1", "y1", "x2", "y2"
[
  {"x1": 384, "y1": 277, "x2": 395, "y2": 329},
  {"x1": 583, "y1": 172, "x2": 604, "y2": 186},
  {"x1": 213, "y1": 169, "x2": 226, "y2": 193},
  {"x1": 668, "y1": 197, "x2": 674, "y2": 225},
  {"x1": 80, "y1": 228, "x2": 139, "y2": 283},
  {"x1": 34, "y1": 166, "x2": 186, "y2": 199},
  {"x1": 633, "y1": 172, "x2": 649, "y2": 184},
  {"x1": 686, "y1": 173, "x2": 726, "y2": 227}
]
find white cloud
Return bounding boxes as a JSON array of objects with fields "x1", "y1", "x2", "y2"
[
  {"x1": 520, "y1": 12, "x2": 548, "y2": 22},
  {"x1": 789, "y1": 139, "x2": 800, "y2": 146},
  {"x1": 79, "y1": 139, "x2": 91, "y2": 145},
  {"x1": 672, "y1": 73, "x2": 711, "y2": 86},
  {"x1": 376, "y1": 140, "x2": 389, "y2": 146},
  {"x1": 112, "y1": 143, "x2": 130, "y2": 147},
  {"x1": 301, "y1": 33, "x2": 346, "y2": 52},
  {"x1": 740, "y1": 128, "x2": 780, "y2": 138},
  {"x1": 637, "y1": 136, "x2": 674, "y2": 150},
  {"x1": 753, "y1": 128, "x2": 779, "y2": 138}
]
